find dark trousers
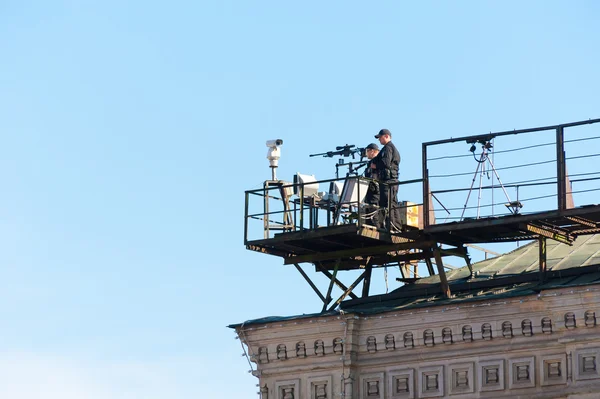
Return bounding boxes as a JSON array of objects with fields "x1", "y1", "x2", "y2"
[
  {"x1": 379, "y1": 180, "x2": 399, "y2": 229},
  {"x1": 364, "y1": 203, "x2": 381, "y2": 227},
  {"x1": 363, "y1": 189, "x2": 381, "y2": 227}
]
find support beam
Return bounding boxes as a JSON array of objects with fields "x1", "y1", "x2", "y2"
[
  {"x1": 328, "y1": 271, "x2": 368, "y2": 311},
  {"x1": 294, "y1": 263, "x2": 326, "y2": 303},
  {"x1": 315, "y1": 263, "x2": 359, "y2": 300},
  {"x1": 465, "y1": 243, "x2": 501, "y2": 257},
  {"x1": 539, "y1": 237, "x2": 547, "y2": 282},
  {"x1": 316, "y1": 250, "x2": 447, "y2": 271},
  {"x1": 439, "y1": 247, "x2": 469, "y2": 257},
  {"x1": 322, "y1": 259, "x2": 340, "y2": 312},
  {"x1": 565, "y1": 215, "x2": 598, "y2": 228},
  {"x1": 458, "y1": 246, "x2": 473, "y2": 277},
  {"x1": 284, "y1": 240, "x2": 434, "y2": 265},
  {"x1": 521, "y1": 223, "x2": 573, "y2": 245},
  {"x1": 362, "y1": 265, "x2": 373, "y2": 297},
  {"x1": 424, "y1": 251, "x2": 436, "y2": 275},
  {"x1": 433, "y1": 246, "x2": 451, "y2": 298},
  {"x1": 399, "y1": 262, "x2": 407, "y2": 279},
  {"x1": 464, "y1": 249, "x2": 473, "y2": 278}
]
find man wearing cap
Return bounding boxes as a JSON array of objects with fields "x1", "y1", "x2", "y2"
[
  {"x1": 371, "y1": 128, "x2": 401, "y2": 229},
  {"x1": 363, "y1": 143, "x2": 381, "y2": 227}
]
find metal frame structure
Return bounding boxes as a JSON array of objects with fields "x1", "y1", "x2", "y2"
[{"x1": 245, "y1": 119, "x2": 600, "y2": 310}]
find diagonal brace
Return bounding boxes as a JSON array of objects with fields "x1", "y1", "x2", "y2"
[
  {"x1": 322, "y1": 259, "x2": 340, "y2": 312},
  {"x1": 315, "y1": 262, "x2": 359, "y2": 301},
  {"x1": 294, "y1": 263, "x2": 326, "y2": 303},
  {"x1": 328, "y1": 270, "x2": 368, "y2": 311}
]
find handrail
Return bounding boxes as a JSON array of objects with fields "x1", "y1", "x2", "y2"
[{"x1": 422, "y1": 118, "x2": 600, "y2": 228}]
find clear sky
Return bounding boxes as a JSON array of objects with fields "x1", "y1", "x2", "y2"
[{"x1": 1, "y1": 1, "x2": 599, "y2": 398}]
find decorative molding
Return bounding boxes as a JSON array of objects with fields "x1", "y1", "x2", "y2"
[
  {"x1": 423, "y1": 329, "x2": 435, "y2": 347},
  {"x1": 333, "y1": 337, "x2": 343, "y2": 354},
  {"x1": 418, "y1": 365, "x2": 444, "y2": 398},
  {"x1": 540, "y1": 353, "x2": 567, "y2": 386},
  {"x1": 481, "y1": 323, "x2": 493, "y2": 340},
  {"x1": 574, "y1": 348, "x2": 600, "y2": 381},
  {"x1": 449, "y1": 362, "x2": 474, "y2": 395},
  {"x1": 307, "y1": 375, "x2": 332, "y2": 399},
  {"x1": 442, "y1": 327, "x2": 453, "y2": 344},
  {"x1": 502, "y1": 321, "x2": 513, "y2": 338},
  {"x1": 403, "y1": 332, "x2": 414, "y2": 348},
  {"x1": 296, "y1": 341, "x2": 306, "y2": 358},
  {"x1": 260, "y1": 384, "x2": 269, "y2": 399},
  {"x1": 462, "y1": 325, "x2": 473, "y2": 342},
  {"x1": 479, "y1": 359, "x2": 505, "y2": 392},
  {"x1": 385, "y1": 334, "x2": 395, "y2": 350},
  {"x1": 521, "y1": 319, "x2": 533, "y2": 337},
  {"x1": 585, "y1": 310, "x2": 597, "y2": 327},
  {"x1": 509, "y1": 357, "x2": 535, "y2": 389},
  {"x1": 314, "y1": 340, "x2": 325, "y2": 356},
  {"x1": 565, "y1": 312, "x2": 577, "y2": 329},
  {"x1": 277, "y1": 344, "x2": 287, "y2": 360},
  {"x1": 259, "y1": 346, "x2": 269, "y2": 364},
  {"x1": 275, "y1": 379, "x2": 300, "y2": 399},
  {"x1": 360, "y1": 372, "x2": 384, "y2": 399},
  {"x1": 541, "y1": 317, "x2": 553, "y2": 334},
  {"x1": 387, "y1": 369, "x2": 414, "y2": 399},
  {"x1": 266, "y1": 311, "x2": 600, "y2": 361},
  {"x1": 367, "y1": 336, "x2": 377, "y2": 353}
]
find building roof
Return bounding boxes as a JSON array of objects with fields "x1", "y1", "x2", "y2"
[
  {"x1": 231, "y1": 235, "x2": 600, "y2": 327},
  {"x1": 342, "y1": 234, "x2": 600, "y2": 313}
]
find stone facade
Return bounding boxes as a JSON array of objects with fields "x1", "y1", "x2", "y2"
[{"x1": 235, "y1": 284, "x2": 600, "y2": 398}]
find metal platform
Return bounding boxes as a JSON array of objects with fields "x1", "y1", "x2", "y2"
[
  {"x1": 422, "y1": 204, "x2": 600, "y2": 245},
  {"x1": 248, "y1": 224, "x2": 412, "y2": 268},
  {"x1": 244, "y1": 118, "x2": 600, "y2": 312}
]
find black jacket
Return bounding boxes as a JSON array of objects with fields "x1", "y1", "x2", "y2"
[
  {"x1": 364, "y1": 160, "x2": 380, "y2": 204},
  {"x1": 373, "y1": 141, "x2": 400, "y2": 181}
]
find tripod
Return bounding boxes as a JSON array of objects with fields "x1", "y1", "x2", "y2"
[
  {"x1": 460, "y1": 141, "x2": 518, "y2": 221},
  {"x1": 335, "y1": 158, "x2": 367, "y2": 179}
]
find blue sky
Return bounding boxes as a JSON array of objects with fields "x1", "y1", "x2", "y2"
[{"x1": 1, "y1": 1, "x2": 599, "y2": 398}]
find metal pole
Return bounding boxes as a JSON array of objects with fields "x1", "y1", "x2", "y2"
[
  {"x1": 477, "y1": 153, "x2": 485, "y2": 219},
  {"x1": 244, "y1": 191, "x2": 249, "y2": 244},
  {"x1": 300, "y1": 183, "x2": 304, "y2": 231},
  {"x1": 422, "y1": 143, "x2": 429, "y2": 227},
  {"x1": 539, "y1": 237, "x2": 547, "y2": 282},
  {"x1": 556, "y1": 126, "x2": 566, "y2": 210},
  {"x1": 357, "y1": 176, "x2": 362, "y2": 229},
  {"x1": 263, "y1": 182, "x2": 269, "y2": 239}
]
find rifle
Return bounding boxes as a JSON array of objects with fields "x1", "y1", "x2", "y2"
[{"x1": 309, "y1": 144, "x2": 364, "y2": 159}]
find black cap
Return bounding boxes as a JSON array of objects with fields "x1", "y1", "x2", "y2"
[
  {"x1": 374, "y1": 128, "x2": 392, "y2": 139},
  {"x1": 366, "y1": 143, "x2": 379, "y2": 151}
]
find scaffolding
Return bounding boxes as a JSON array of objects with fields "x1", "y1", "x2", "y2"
[{"x1": 244, "y1": 119, "x2": 600, "y2": 310}]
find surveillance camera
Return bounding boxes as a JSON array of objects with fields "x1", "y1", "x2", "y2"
[{"x1": 266, "y1": 139, "x2": 283, "y2": 147}]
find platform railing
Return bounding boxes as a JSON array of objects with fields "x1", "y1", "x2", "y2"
[
  {"x1": 244, "y1": 176, "x2": 424, "y2": 243},
  {"x1": 422, "y1": 118, "x2": 600, "y2": 228}
]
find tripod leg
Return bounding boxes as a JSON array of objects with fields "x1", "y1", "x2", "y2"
[
  {"x1": 460, "y1": 154, "x2": 484, "y2": 221},
  {"x1": 477, "y1": 160, "x2": 486, "y2": 219},
  {"x1": 486, "y1": 157, "x2": 513, "y2": 207}
]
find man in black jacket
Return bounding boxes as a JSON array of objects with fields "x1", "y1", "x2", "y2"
[
  {"x1": 371, "y1": 128, "x2": 401, "y2": 229},
  {"x1": 363, "y1": 143, "x2": 381, "y2": 227}
]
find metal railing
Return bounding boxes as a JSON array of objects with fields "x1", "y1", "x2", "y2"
[
  {"x1": 244, "y1": 176, "x2": 423, "y2": 243},
  {"x1": 421, "y1": 118, "x2": 600, "y2": 228}
]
